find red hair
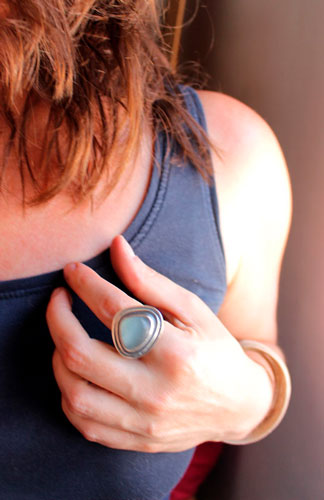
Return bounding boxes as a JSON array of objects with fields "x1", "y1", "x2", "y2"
[{"x1": 0, "y1": 1, "x2": 212, "y2": 205}]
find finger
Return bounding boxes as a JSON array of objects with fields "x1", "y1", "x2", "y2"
[
  {"x1": 53, "y1": 349, "x2": 147, "y2": 432},
  {"x1": 53, "y1": 348, "x2": 199, "y2": 449},
  {"x1": 60, "y1": 399, "x2": 167, "y2": 452},
  {"x1": 110, "y1": 235, "x2": 212, "y2": 330},
  {"x1": 47, "y1": 288, "x2": 147, "y2": 402},
  {"x1": 61, "y1": 397, "x2": 203, "y2": 452},
  {"x1": 61, "y1": 264, "x2": 177, "y2": 360},
  {"x1": 63, "y1": 261, "x2": 142, "y2": 330}
]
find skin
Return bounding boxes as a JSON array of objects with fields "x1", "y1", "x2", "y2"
[{"x1": 1, "y1": 91, "x2": 292, "y2": 451}]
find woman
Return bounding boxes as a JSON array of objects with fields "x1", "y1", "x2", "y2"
[{"x1": 0, "y1": 1, "x2": 291, "y2": 499}]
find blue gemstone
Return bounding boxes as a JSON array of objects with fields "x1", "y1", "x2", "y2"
[{"x1": 119, "y1": 316, "x2": 151, "y2": 351}]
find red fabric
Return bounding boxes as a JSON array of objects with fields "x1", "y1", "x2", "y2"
[{"x1": 170, "y1": 442, "x2": 223, "y2": 500}]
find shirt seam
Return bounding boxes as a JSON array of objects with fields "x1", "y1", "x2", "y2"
[
  {"x1": 128, "y1": 135, "x2": 171, "y2": 251},
  {"x1": 182, "y1": 86, "x2": 226, "y2": 277}
]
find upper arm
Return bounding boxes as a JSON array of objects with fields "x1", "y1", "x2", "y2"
[{"x1": 197, "y1": 90, "x2": 292, "y2": 344}]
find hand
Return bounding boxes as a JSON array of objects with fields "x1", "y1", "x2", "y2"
[{"x1": 46, "y1": 236, "x2": 273, "y2": 452}]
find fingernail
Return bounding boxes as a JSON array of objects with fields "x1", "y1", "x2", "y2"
[
  {"x1": 65, "y1": 262, "x2": 77, "y2": 273},
  {"x1": 51, "y1": 287, "x2": 72, "y2": 306},
  {"x1": 63, "y1": 263, "x2": 77, "y2": 283},
  {"x1": 51, "y1": 287, "x2": 63, "y2": 299}
]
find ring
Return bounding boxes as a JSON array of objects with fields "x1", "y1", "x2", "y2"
[{"x1": 111, "y1": 306, "x2": 164, "y2": 358}]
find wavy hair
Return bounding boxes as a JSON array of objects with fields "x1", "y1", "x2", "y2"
[{"x1": 0, "y1": 0, "x2": 212, "y2": 205}]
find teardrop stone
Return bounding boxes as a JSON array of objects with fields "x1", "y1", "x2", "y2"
[{"x1": 119, "y1": 315, "x2": 151, "y2": 351}]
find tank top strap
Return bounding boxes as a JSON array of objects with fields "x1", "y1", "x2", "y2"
[
  {"x1": 180, "y1": 85, "x2": 226, "y2": 263},
  {"x1": 128, "y1": 86, "x2": 227, "y2": 313}
]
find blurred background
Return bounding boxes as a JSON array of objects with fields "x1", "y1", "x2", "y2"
[{"x1": 167, "y1": 0, "x2": 324, "y2": 498}]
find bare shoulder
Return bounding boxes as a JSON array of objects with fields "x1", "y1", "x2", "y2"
[
  {"x1": 197, "y1": 90, "x2": 291, "y2": 200},
  {"x1": 196, "y1": 90, "x2": 292, "y2": 342}
]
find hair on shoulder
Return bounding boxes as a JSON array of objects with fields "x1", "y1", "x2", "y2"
[{"x1": 0, "y1": 0, "x2": 212, "y2": 206}]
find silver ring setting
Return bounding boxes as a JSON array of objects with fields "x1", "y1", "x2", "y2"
[{"x1": 112, "y1": 306, "x2": 164, "y2": 358}]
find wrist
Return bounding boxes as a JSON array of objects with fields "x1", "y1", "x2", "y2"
[
  {"x1": 224, "y1": 340, "x2": 291, "y2": 445},
  {"x1": 216, "y1": 345, "x2": 273, "y2": 443},
  {"x1": 244, "y1": 354, "x2": 274, "y2": 434}
]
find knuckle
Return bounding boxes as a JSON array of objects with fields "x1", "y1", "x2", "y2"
[
  {"x1": 142, "y1": 420, "x2": 164, "y2": 441},
  {"x1": 114, "y1": 413, "x2": 130, "y2": 433},
  {"x1": 98, "y1": 295, "x2": 115, "y2": 321},
  {"x1": 141, "y1": 440, "x2": 159, "y2": 453},
  {"x1": 143, "y1": 419, "x2": 157, "y2": 438},
  {"x1": 164, "y1": 344, "x2": 196, "y2": 383},
  {"x1": 65, "y1": 386, "x2": 88, "y2": 417},
  {"x1": 143, "y1": 398, "x2": 161, "y2": 417},
  {"x1": 80, "y1": 423, "x2": 98, "y2": 443},
  {"x1": 61, "y1": 342, "x2": 88, "y2": 374},
  {"x1": 144, "y1": 391, "x2": 173, "y2": 417},
  {"x1": 120, "y1": 377, "x2": 141, "y2": 405},
  {"x1": 128, "y1": 383, "x2": 143, "y2": 405}
]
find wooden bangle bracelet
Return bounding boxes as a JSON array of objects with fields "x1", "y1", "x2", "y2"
[{"x1": 224, "y1": 340, "x2": 292, "y2": 445}]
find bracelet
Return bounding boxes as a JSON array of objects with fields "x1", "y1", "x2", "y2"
[{"x1": 224, "y1": 340, "x2": 292, "y2": 445}]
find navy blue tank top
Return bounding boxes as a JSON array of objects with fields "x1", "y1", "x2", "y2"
[{"x1": 0, "y1": 87, "x2": 226, "y2": 500}]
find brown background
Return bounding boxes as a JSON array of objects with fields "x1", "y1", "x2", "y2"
[{"x1": 178, "y1": 1, "x2": 324, "y2": 498}]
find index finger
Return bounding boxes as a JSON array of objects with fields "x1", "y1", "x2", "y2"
[
  {"x1": 63, "y1": 262, "x2": 142, "y2": 330},
  {"x1": 46, "y1": 287, "x2": 147, "y2": 402}
]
